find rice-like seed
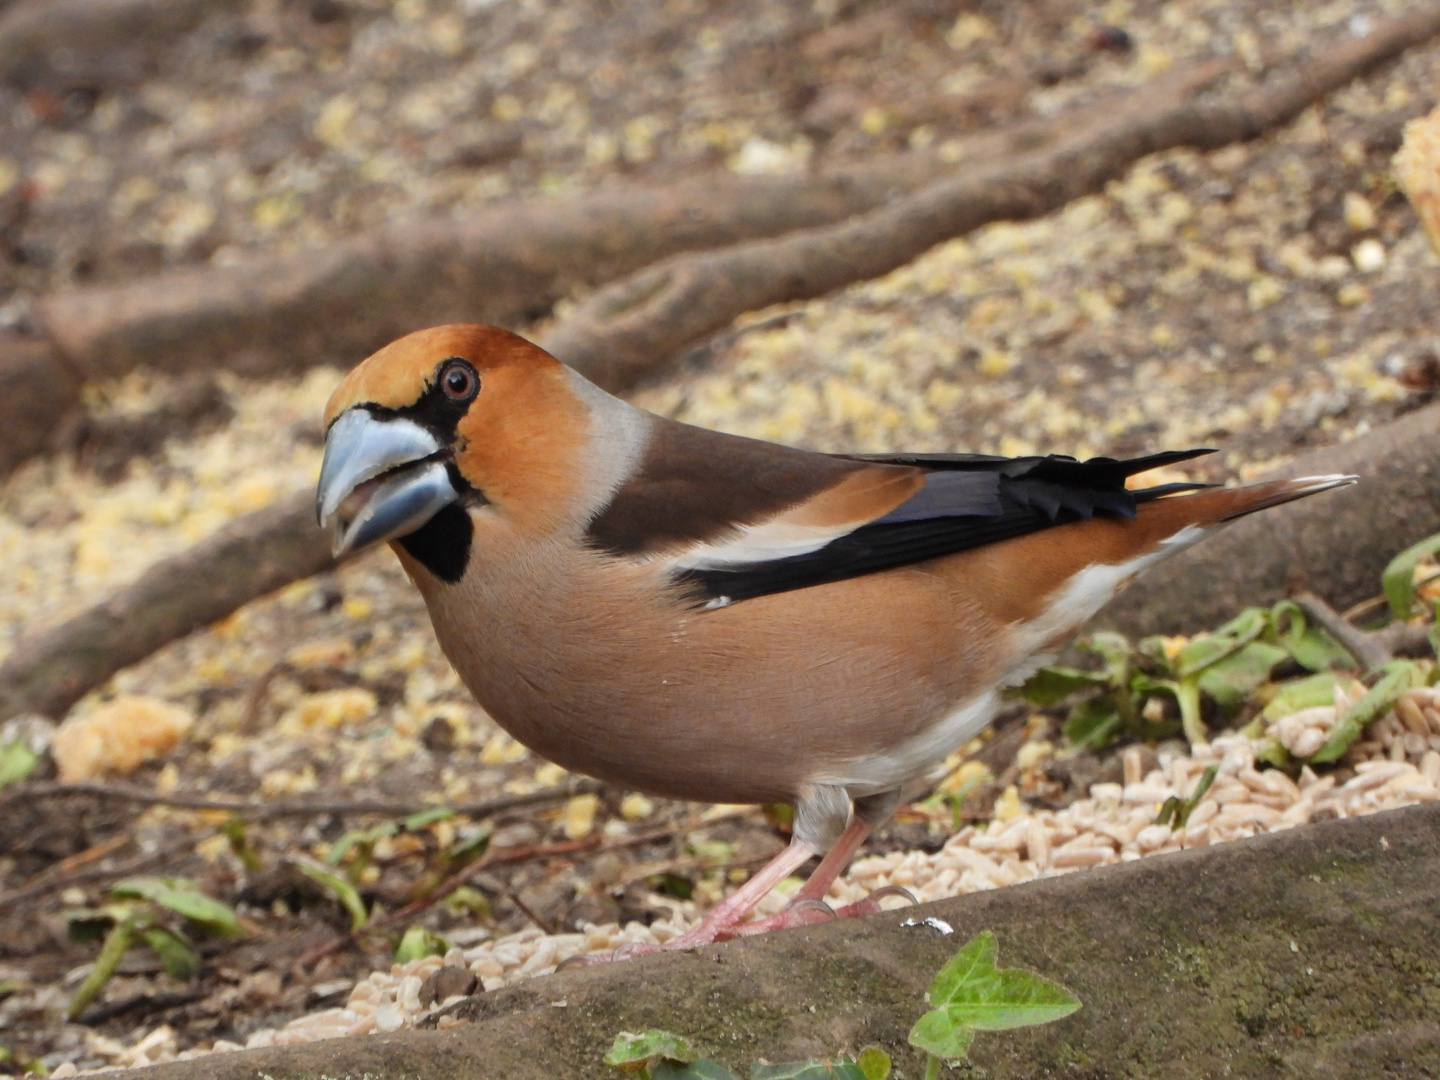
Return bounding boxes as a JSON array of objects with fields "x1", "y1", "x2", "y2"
[
  {"x1": 1049, "y1": 847, "x2": 1112, "y2": 869},
  {"x1": 1421, "y1": 751, "x2": 1440, "y2": 784},
  {"x1": 1026, "y1": 818, "x2": 1051, "y2": 869},
  {"x1": 1089, "y1": 782, "x2": 1123, "y2": 804},
  {"x1": 1349, "y1": 761, "x2": 1412, "y2": 785},
  {"x1": 1397, "y1": 695, "x2": 1430, "y2": 736},
  {"x1": 1388, "y1": 740, "x2": 1408, "y2": 762},
  {"x1": 1289, "y1": 728, "x2": 1327, "y2": 759},
  {"x1": 1247, "y1": 791, "x2": 1292, "y2": 811},
  {"x1": 1185, "y1": 798, "x2": 1219, "y2": 826},
  {"x1": 1047, "y1": 824, "x2": 1078, "y2": 846},
  {"x1": 1279, "y1": 798, "x2": 1314, "y2": 826},
  {"x1": 1374, "y1": 768, "x2": 1425, "y2": 797},
  {"x1": 374, "y1": 1002, "x2": 405, "y2": 1032},
  {"x1": 1422, "y1": 705, "x2": 1440, "y2": 734},
  {"x1": 396, "y1": 975, "x2": 423, "y2": 1014},
  {"x1": 1134, "y1": 825, "x2": 1172, "y2": 852},
  {"x1": 1122, "y1": 783, "x2": 1170, "y2": 805},
  {"x1": 1094, "y1": 821, "x2": 1134, "y2": 848},
  {"x1": 1122, "y1": 746, "x2": 1145, "y2": 787},
  {"x1": 1210, "y1": 778, "x2": 1252, "y2": 805},
  {"x1": 969, "y1": 832, "x2": 1022, "y2": 854},
  {"x1": 469, "y1": 955, "x2": 503, "y2": 980},
  {"x1": 945, "y1": 846, "x2": 1003, "y2": 878},
  {"x1": 1260, "y1": 769, "x2": 1301, "y2": 802},
  {"x1": 490, "y1": 945, "x2": 523, "y2": 969},
  {"x1": 958, "y1": 869, "x2": 994, "y2": 892},
  {"x1": 942, "y1": 826, "x2": 978, "y2": 851},
  {"x1": 481, "y1": 974, "x2": 505, "y2": 993},
  {"x1": 346, "y1": 997, "x2": 375, "y2": 1018},
  {"x1": 348, "y1": 981, "x2": 379, "y2": 1005},
  {"x1": 1005, "y1": 856, "x2": 1037, "y2": 883},
  {"x1": 1402, "y1": 732, "x2": 1426, "y2": 758},
  {"x1": 1180, "y1": 823, "x2": 1210, "y2": 847},
  {"x1": 1237, "y1": 768, "x2": 1271, "y2": 793},
  {"x1": 1213, "y1": 803, "x2": 1282, "y2": 828}
]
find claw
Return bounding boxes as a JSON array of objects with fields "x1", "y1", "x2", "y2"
[
  {"x1": 833, "y1": 885, "x2": 920, "y2": 919},
  {"x1": 866, "y1": 885, "x2": 919, "y2": 907},
  {"x1": 787, "y1": 897, "x2": 839, "y2": 921},
  {"x1": 556, "y1": 953, "x2": 603, "y2": 970},
  {"x1": 613, "y1": 941, "x2": 661, "y2": 960}
]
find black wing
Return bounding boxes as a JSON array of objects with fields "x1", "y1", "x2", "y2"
[{"x1": 676, "y1": 449, "x2": 1214, "y2": 606}]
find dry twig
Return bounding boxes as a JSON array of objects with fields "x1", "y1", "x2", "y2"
[
  {"x1": 1292, "y1": 591, "x2": 1433, "y2": 671},
  {"x1": 293, "y1": 808, "x2": 754, "y2": 968},
  {"x1": 0, "y1": 776, "x2": 605, "y2": 820}
]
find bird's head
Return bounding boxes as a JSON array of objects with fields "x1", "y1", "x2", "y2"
[{"x1": 316, "y1": 324, "x2": 590, "y2": 576}]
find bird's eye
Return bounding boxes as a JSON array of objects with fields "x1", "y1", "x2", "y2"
[{"x1": 438, "y1": 359, "x2": 478, "y2": 402}]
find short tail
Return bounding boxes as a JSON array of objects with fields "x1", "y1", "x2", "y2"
[
  {"x1": 1211, "y1": 474, "x2": 1357, "y2": 522},
  {"x1": 1142, "y1": 473, "x2": 1358, "y2": 529}
]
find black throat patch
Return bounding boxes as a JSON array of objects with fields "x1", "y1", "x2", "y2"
[{"x1": 397, "y1": 502, "x2": 472, "y2": 584}]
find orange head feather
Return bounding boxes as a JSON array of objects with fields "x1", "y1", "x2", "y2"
[{"x1": 325, "y1": 324, "x2": 591, "y2": 531}]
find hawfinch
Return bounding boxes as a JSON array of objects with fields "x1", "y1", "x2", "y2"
[{"x1": 316, "y1": 324, "x2": 1354, "y2": 946}]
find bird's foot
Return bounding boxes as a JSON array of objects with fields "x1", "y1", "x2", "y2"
[
  {"x1": 555, "y1": 886, "x2": 918, "y2": 966},
  {"x1": 724, "y1": 885, "x2": 919, "y2": 939}
]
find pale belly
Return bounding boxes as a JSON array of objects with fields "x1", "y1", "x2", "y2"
[{"x1": 412, "y1": 549, "x2": 1018, "y2": 806}]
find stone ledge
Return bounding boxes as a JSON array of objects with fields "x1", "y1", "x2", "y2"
[{"x1": 128, "y1": 800, "x2": 1440, "y2": 1079}]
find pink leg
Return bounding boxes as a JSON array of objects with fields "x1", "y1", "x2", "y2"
[
  {"x1": 725, "y1": 814, "x2": 880, "y2": 938},
  {"x1": 793, "y1": 814, "x2": 875, "y2": 902},
  {"x1": 560, "y1": 838, "x2": 820, "y2": 962},
  {"x1": 661, "y1": 837, "x2": 816, "y2": 947}
]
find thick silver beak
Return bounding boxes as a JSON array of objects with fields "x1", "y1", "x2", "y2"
[{"x1": 316, "y1": 409, "x2": 458, "y2": 557}]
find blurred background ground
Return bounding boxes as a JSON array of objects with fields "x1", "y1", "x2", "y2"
[{"x1": 2, "y1": 0, "x2": 1440, "y2": 1072}]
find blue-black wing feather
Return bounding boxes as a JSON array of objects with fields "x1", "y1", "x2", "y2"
[{"x1": 677, "y1": 449, "x2": 1214, "y2": 606}]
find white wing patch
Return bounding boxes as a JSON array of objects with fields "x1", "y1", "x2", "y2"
[{"x1": 667, "y1": 517, "x2": 858, "y2": 572}]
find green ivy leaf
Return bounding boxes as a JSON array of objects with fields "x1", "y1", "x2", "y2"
[
  {"x1": 605, "y1": 1030, "x2": 698, "y2": 1072},
  {"x1": 109, "y1": 878, "x2": 240, "y2": 939},
  {"x1": 1198, "y1": 641, "x2": 1288, "y2": 708},
  {"x1": 908, "y1": 1010, "x2": 974, "y2": 1062},
  {"x1": 1173, "y1": 634, "x2": 1242, "y2": 678},
  {"x1": 1015, "y1": 667, "x2": 1108, "y2": 708},
  {"x1": 1062, "y1": 697, "x2": 1123, "y2": 750},
  {"x1": 1382, "y1": 532, "x2": 1440, "y2": 620},
  {"x1": 1270, "y1": 601, "x2": 1355, "y2": 671},
  {"x1": 751, "y1": 1059, "x2": 867, "y2": 1079},
  {"x1": 653, "y1": 1062, "x2": 742, "y2": 1080},
  {"x1": 856, "y1": 1047, "x2": 892, "y2": 1080},
  {"x1": 909, "y1": 932, "x2": 1080, "y2": 1063}
]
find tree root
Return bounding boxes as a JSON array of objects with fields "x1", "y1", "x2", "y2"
[{"x1": 544, "y1": 8, "x2": 1440, "y2": 388}]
